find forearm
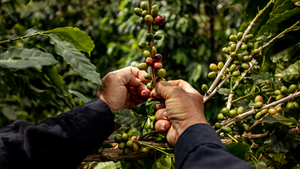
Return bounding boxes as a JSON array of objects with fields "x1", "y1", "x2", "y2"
[
  {"x1": 175, "y1": 123, "x2": 251, "y2": 169},
  {"x1": 0, "y1": 98, "x2": 114, "y2": 169}
]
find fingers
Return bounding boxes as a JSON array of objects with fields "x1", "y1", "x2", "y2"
[
  {"x1": 155, "y1": 120, "x2": 170, "y2": 133},
  {"x1": 117, "y1": 67, "x2": 149, "y2": 86},
  {"x1": 155, "y1": 102, "x2": 165, "y2": 110},
  {"x1": 155, "y1": 108, "x2": 168, "y2": 120}
]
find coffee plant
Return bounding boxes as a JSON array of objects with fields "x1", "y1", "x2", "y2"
[{"x1": 1, "y1": 0, "x2": 300, "y2": 168}]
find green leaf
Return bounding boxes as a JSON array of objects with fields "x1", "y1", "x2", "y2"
[
  {"x1": 263, "y1": 114, "x2": 298, "y2": 126},
  {"x1": 257, "y1": 6, "x2": 300, "y2": 37},
  {"x1": 152, "y1": 154, "x2": 174, "y2": 169},
  {"x1": 92, "y1": 161, "x2": 121, "y2": 169},
  {"x1": 49, "y1": 34, "x2": 103, "y2": 88},
  {"x1": 275, "y1": 60, "x2": 300, "y2": 83},
  {"x1": 249, "y1": 161, "x2": 268, "y2": 169},
  {"x1": 20, "y1": 0, "x2": 31, "y2": 5},
  {"x1": 114, "y1": 109, "x2": 147, "y2": 127},
  {"x1": 225, "y1": 142, "x2": 250, "y2": 160},
  {"x1": 270, "y1": 46, "x2": 294, "y2": 63},
  {"x1": 269, "y1": 153, "x2": 287, "y2": 164},
  {"x1": 291, "y1": 0, "x2": 300, "y2": 6},
  {"x1": 0, "y1": 48, "x2": 58, "y2": 69},
  {"x1": 68, "y1": 90, "x2": 90, "y2": 103},
  {"x1": 270, "y1": 0, "x2": 296, "y2": 19},
  {"x1": 145, "y1": 101, "x2": 160, "y2": 116},
  {"x1": 218, "y1": 88, "x2": 231, "y2": 96},
  {"x1": 189, "y1": 63, "x2": 202, "y2": 83},
  {"x1": 270, "y1": 125, "x2": 298, "y2": 153},
  {"x1": 2, "y1": 107, "x2": 17, "y2": 120},
  {"x1": 46, "y1": 27, "x2": 95, "y2": 56}
]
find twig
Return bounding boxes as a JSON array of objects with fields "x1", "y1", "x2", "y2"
[
  {"x1": 243, "y1": 133, "x2": 269, "y2": 140},
  {"x1": 103, "y1": 139, "x2": 170, "y2": 148},
  {"x1": 262, "y1": 152, "x2": 281, "y2": 168},
  {"x1": 232, "y1": 92, "x2": 259, "y2": 103},
  {"x1": 203, "y1": 74, "x2": 231, "y2": 103}
]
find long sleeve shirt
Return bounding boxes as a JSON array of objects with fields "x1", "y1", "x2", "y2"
[{"x1": 0, "y1": 98, "x2": 251, "y2": 169}]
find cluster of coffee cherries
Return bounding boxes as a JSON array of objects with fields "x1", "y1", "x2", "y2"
[
  {"x1": 208, "y1": 32, "x2": 262, "y2": 79},
  {"x1": 134, "y1": 1, "x2": 166, "y2": 100},
  {"x1": 114, "y1": 133, "x2": 151, "y2": 155}
]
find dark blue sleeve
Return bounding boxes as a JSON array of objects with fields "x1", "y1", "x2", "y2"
[
  {"x1": 0, "y1": 98, "x2": 114, "y2": 169},
  {"x1": 175, "y1": 123, "x2": 252, "y2": 169}
]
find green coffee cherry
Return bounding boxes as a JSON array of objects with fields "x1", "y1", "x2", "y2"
[
  {"x1": 228, "y1": 42, "x2": 235, "y2": 46},
  {"x1": 202, "y1": 84, "x2": 208, "y2": 93},
  {"x1": 152, "y1": 47, "x2": 157, "y2": 56},
  {"x1": 289, "y1": 84, "x2": 297, "y2": 93},
  {"x1": 146, "y1": 33, "x2": 154, "y2": 41},
  {"x1": 230, "y1": 44, "x2": 236, "y2": 51},
  {"x1": 260, "y1": 109, "x2": 268, "y2": 115},
  {"x1": 144, "y1": 73, "x2": 152, "y2": 80},
  {"x1": 209, "y1": 63, "x2": 218, "y2": 71},
  {"x1": 155, "y1": 68, "x2": 166, "y2": 78},
  {"x1": 134, "y1": 8, "x2": 143, "y2": 16},
  {"x1": 140, "y1": 18, "x2": 145, "y2": 25},
  {"x1": 242, "y1": 123, "x2": 249, "y2": 132},
  {"x1": 141, "y1": 10, "x2": 148, "y2": 17},
  {"x1": 229, "y1": 110, "x2": 237, "y2": 118},
  {"x1": 126, "y1": 140, "x2": 134, "y2": 147},
  {"x1": 276, "y1": 95, "x2": 284, "y2": 101},
  {"x1": 147, "y1": 81, "x2": 153, "y2": 90},
  {"x1": 233, "y1": 60, "x2": 240, "y2": 65},
  {"x1": 151, "y1": 7, "x2": 159, "y2": 17},
  {"x1": 268, "y1": 108, "x2": 277, "y2": 115},
  {"x1": 241, "y1": 44, "x2": 248, "y2": 50},
  {"x1": 221, "y1": 126, "x2": 232, "y2": 133},
  {"x1": 232, "y1": 70, "x2": 240, "y2": 77},
  {"x1": 242, "y1": 55, "x2": 251, "y2": 62},
  {"x1": 255, "y1": 112, "x2": 262, "y2": 119},
  {"x1": 241, "y1": 63, "x2": 250, "y2": 69},
  {"x1": 138, "y1": 42, "x2": 147, "y2": 49},
  {"x1": 123, "y1": 146, "x2": 131, "y2": 155},
  {"x1": 217, "y1": 113, "x2": 225, "y2": 120},
  {"x1": 97, "y1": 147, "x2": 104, "y2": 154},
  {"x1": 280, "y1": 86, "x2": 288, "y2": 95},
  {"x1": 154, "y1": 33, "x2": 162, "y2": 40},
  {"x1": 221, "y1": 107, "x2": 230, "y2": 117},
  {"x1": 287, "y1": 102, "x2": 295, "y2": 110},
  {"x1": 237, "y1": 107, "x2": 244, "y2": 114},
  {"x1": 158, "y1": 77, "x2": 166, "y2": 81},
  {"x1": 142, "y1": 147, "x2": 151, "y2": 153},
  {"x1": 119, "y1": 142, "x2": 126, "y2": 150},
  {"x1": 293, "y1": 102, "x2": 299, "y2": 109},
  {"x1": 114, "y1": 135, "x2": 122, "y2": 143},
  {"x1": 122, "y1": 133, "x2": 129, "y2": 141},
  {"x1": 222, "y1": 47, "x2": 230, "y2": 54},
  {"x1": 143, "y1": 50, "x2": 150, "y2": 58},
  {"x1": 218, "y1": 62, "x2": 224, "y2": 69},
  {"x1": 138, "y1": 63, "x2": 148, "y2": 70},
  {"x1": 229, "y1": 64, "x2": 237, "y2": 72},
  {"x1": 230, "y1": 52, "x2": 237, "y2": 57},
  {"x1": 252, "y1": 49, "x2": 260, "y2": 55},
  {"x1": 215, "y1": 122, "x2": 222, "y2": 129},
  {"x1": 254, "y1": 102, "x2": 263, "y2": 109},
  {"x1": 237, "y1": 53, "x2": 243, "y2": 61},
  {"x1": 229, "y1": 35, "x2": 237, "y2": 42},
  {"x1": 144, "y1": 14, "x2": 154, "y2": 24},
  {"x1": 132, "y1": 142, "x2": 140, "y2": 152},
  {"x1": 247, "y1": 42, "x2": 254, "y2": 49},
  {"x1": 140, "y1": 1, "x2": 148, "y2": 10},
  {"x1": 274, "y1": 90, "x2": 281, "y2": 95},
  {"x1": 208, "y1": 72, "x2": 216, "y2": 78},
  {"x1": 237, "y1": 32, "x2": 243, "y2": 40}
]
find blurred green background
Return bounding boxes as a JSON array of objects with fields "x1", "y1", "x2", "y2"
[{"x1": 0, "y1": 0, "x2": 247, "y2": 126}]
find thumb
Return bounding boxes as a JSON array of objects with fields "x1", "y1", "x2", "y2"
[{"x1": 150, "y1": 81, "x2": 176, "y2": 99}]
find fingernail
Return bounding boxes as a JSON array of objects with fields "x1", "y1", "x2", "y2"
[
  {"x1": 161, "y1": 123, "x2": 166, "y2": 130},
  {"x1": 163, "y1": 111, "x2": 168, "y2": 119}
]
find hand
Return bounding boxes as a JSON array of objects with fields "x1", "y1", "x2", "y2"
[
  {"x1": 97, "y1": 66, "x2": 149, "y2": 112},
  {"x1": 151, "y1": 80, "x2": 208, "y2": 146}
]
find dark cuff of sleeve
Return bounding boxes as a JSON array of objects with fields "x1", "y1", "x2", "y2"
[
  {"x1": 174, "y1": 123, "x2": 227, "y2": 169},
  {"x1": 64, "y1": 98, "x2": 115, "y2": 148}
]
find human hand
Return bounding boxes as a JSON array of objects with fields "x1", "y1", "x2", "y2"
[
  {"x1": 151, "y1": 80, "x2": 208, "y2": 146},
  {"x1": 97, "y1": 66, "x2": 150, "y2": 112}
]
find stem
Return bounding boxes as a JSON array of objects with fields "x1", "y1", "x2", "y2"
[
  {"x1": 0, "y1": 32, "x2": 44, "y2": 44},
  {"x1": 216, "y1": 91, "x2": 300, "y2": 134},
  {"x1": 139, "y1": 142, "x2": 171, "y2": 156},
  {"x1": 262, "y1": 152, "x2": 281, "y2": 168},
  {"x1": 227, "y1": 133, "x2": 238, "y2": 143},
  {"x1": 251, "y1": 153, "x2": 260, "y2": 163},
  {"x1": 203, "y1": 74, "x2": 231, "y2": 103},
  {"x1": 204, "y1": 0, "x2": 273, "y2": 99},
  {"x1": 232, "y1": 92, "x2": 259, "y2": 103}
]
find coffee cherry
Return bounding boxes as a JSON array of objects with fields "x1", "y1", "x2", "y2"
[
  {"x1": 241, "y1": 63, "x2": 250, "y2": 69},
  {"x1": 141, "y1": 10, "x2": 148, "y2": 17},
  {"x1": 233, "y1": 60, "x2": 240, "y2": 65},
  {"x1": 142, "y1": 147, "x2": 151, "y2": 153},
  {"x1": 276, "y1": 106, "x2": 282, "y2": 112},
  {"x1": 232, "y1": 71, "x2": 240, "y2": 77},
  {"x1": 229, "y1": 35, "x2": 237, "y2": 42},
  {"x1": 274, "y1": 90, "x2": 281, "y2": 95},
  {"x1": 144, "y1": 73, "x2": 152, "y2": 80},
  {"x1": 276, "y1": 95, "x2": 284, "y2": 101},
  {"x1": 155, "y1": 68, "x2": 166, "y2": 78},
  {"x1": 122, "y1": 133, "x2": 129, "y2": 141},
  {"x1": 202, "y1": 84, "x2": 208, "y2": 93},
  {"x1": 221, "y1": 107, "x2": 230, "y2": 117},
  {"x1": 237, "y1": 32, "x2": 243, "y2": 40},
  {"x1": 153, "y1": 53, "x2": 162, "y2": 62},
  {"x1": 140, "y1": 1, "x2": 148, "y2": 10},
  {"x1": 254, "y1": 102, "x2": 263, "y2": 109},
  {"x1": 131, "y1": 136, "x2": 137, "y2": 141},
  {"x1": 252, "y1": 49, "x2": 260, "y2": 55},
  {"x1": 217, "y1": 113, "x2": 225, "y2": 120},
  {"x1": 209, "y1": 63, "x2": 218, "y2": 71},
  {"x1": 222, "y1": 47, "x2": 230, "y2": 54},
  {"x1": 221, "y1": 126, "x2": 232, "y2": 133},
  {"x1": 138, "y1": 42, "x2": 147, "y2": 49},
  {"x1": 268, "y1": 107, "x2": 277, "y2": 115},
  {"x1": 152, "y1": 4, "x2": 159, "y2": 10},
  {"x1": 230, "y1": 52, "x2": 237, "y2": 57},
  {"x1": 114, "y1": 134, "x2": 122, "y2": 143},
  {"x1": 138, "y1": 63, "x2": 148, "y2": 70},
  {"x1": 132, "y1": 142, "x2": 140, "y2": 152},
  {"x1": 218, "y1": 62, "x2": 224, "y2": 69},
  {"x1": 255, "y1": 95, "x2": 263, "y2": 103},
  {"x1": 119, "y1": 142, "x2": 126, "y2": 150},
  {"x1": 229, "y1": 110, "x2": 237, "y2": 118},
  {"x1": 228, "y1": 42, "x2": 236, "y2": 46},
  {"x1": 246, "y1": 34, "x2": 253, "y2": 40},
  {"x1": 280, "y1": 86, "x2": 288, "y2": 95},
  {"x1": 146, "y1": 57, "x2": 153, "y2": 66},
  {"x1": 215, "y1": 122, "x2": 222, "y2": 129},
  {"x1": 147, "y1": 81, "x2": 152, "y2": 90},
  {"x1": 255, "y1": 112, "x2": 262, "y2": 119},
  {"x1": 153, "y1": 62, "x2": 163, "y2": 70},
  {"x1": 229, "y1": 64, "x2": 237, "y2": 72},
  {"x1": 144, "y1": 14, "x2": 154, "y2": 24},
  {"x1": 208, "y1": 72, "x2": 216, "y2": 78},
  {"x1": 243, "y1": 123, "x2": 249, "y2": 132},
  {"x1": 261, "y1": 109, "x2": 268, "y2": 115},
  {"x1": 158, "y1": 77, "x2": 166, "y2": 81},
  {"x1": 293, "y1": 102, "x2": 299, "y2": 109},
  {"x1": 140, "y1": 18, "x2": 145, "y2": 25},
  {"x1": 146, "y1": 33, "x2": 154, "y2": 41},
  {"x1": 247, "y1": 42, "x2": 254, "y2": 49},
  {"x1": 152, "y1": 47, "x2": 157, "y2": 56},
  {"x1": 134, "y1": 8, "x2": 143, "y2": 16},
  {"x1": 151, "y1": 7, "x2": 159, "y2": 17},
  {"x1": 241, "y1": 44, "x2": 248, "y2": 50},
  {"x1": 143, "y1": 50, "x2": 150, "y2": 58},
  {"x1": 97, "y1": 146, "x2": 104, "y2": 154},
  {"x1": 289, "y1": 84, "x2": 297, "y2": 93},
  {"x1": 242, "y1": 55, "x2": 251, "y2": 62},
  {"x1": 237, "y1": 53, "x2": 243, "y2": 61},
  {"x1": 287, "y1": 102, "x2": 295, "y2": 110},
  {"x1": 237, "y1": 107, "x2": 244, "y2": 114},
  {"x1": 154, "y1": 15, "x2": 165, "y2": 25},
  {"x1": 123, "y1": 147, "x2": 131, "y2": 155},
  {"x1": 141, "y1": 90, "x2": 151, "y2": 98},
  {"x1": 230, "y1": 44, "x2": 236, "y2": 51},
  {"x1": 126, "y1": 140, "x2": 134, "y2": 147}
]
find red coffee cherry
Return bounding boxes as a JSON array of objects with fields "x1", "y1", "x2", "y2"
[
  {"x1": 131, "y1": 136, "x2": 137, "y2": 141},
  {"x1": 141, "y1": 90, "x2": 151, "y2": 98},
  {"x1": 153, "y1": 62, "x2": 163, "y2": 70},
  {"x1": 146, "y1": 57, "x2": 153, "y2": 66},
  {"x1": 153, "y1": 53, "x2": 162, "y2": 62},
  {"x1": 154, "y1": 15, "x2": 165, "y2": 25}
]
